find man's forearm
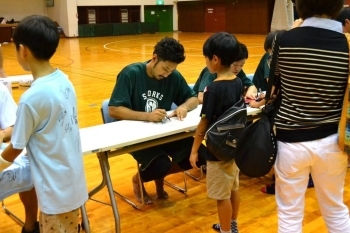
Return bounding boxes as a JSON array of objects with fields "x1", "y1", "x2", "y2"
[
  {"x1": 179, "y1": 97, "x2": 199, "y2": 111},
  {"x1": 109, "y1": 106, "x2": 150, "y2": 121}
]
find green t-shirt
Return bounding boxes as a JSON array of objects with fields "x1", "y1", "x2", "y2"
[
  {"x1": 192, "y1": 67, "x2": 253, "y2": 94},
  {"x1": 109, "y1": 61, "x2": 196, "y2": 166},
  {"x1": 109, "y1": 61, "x2": 196, "y2": 111},
  {"x1": 252, "y1": 52, "x2": 270, "y2": 92}
]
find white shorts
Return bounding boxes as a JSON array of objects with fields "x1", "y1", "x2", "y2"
[{"x1": 0, "y1": 145, "x2": 33, "y2": 200}]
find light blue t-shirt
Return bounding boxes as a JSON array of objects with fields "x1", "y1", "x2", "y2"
[{"x1": 11, "y1": 69, "x2": 88, "y2": 214}]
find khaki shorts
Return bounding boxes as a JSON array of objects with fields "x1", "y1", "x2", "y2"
[
  {"x1": 207, "y1": 160, "x2": 239, "y2": 200},
  {"x1": 39, "y1": 208, "x2": 80, "y2": 233}
]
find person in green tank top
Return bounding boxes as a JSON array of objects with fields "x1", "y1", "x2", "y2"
[
  {"x1": 108, "y1": 37, "x2": 207, "y2": 205},
  {"x1": 193, "y1": 42, "x2": 257, "y2": 103}
]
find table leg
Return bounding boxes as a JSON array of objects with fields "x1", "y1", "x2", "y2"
[
  {"x1": 80, "y1": 204, "x2": 90, "y2": 233},
  {"x1": 88, "y1": 153, "x2": 108, "y2": 204},
  {"x1": 99, "y1": 152, "x2": 121, "y2": 233}
]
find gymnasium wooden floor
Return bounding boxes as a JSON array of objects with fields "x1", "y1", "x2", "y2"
[{"x1": 1, "y1": 32, "x2": 350, "y2": 233}]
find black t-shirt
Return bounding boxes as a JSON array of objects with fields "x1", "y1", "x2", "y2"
[{"x1": 201, "y1": 78, "x2": 243, "y2": 160}]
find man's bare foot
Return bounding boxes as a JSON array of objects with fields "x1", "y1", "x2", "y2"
[
  {"x1": 157, "y1": 190, "x2": 169, "y2": 200},
  {"x1": 132, "y1": 175, "x2": 152, "y2": 204}
]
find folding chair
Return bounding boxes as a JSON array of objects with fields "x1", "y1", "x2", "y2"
[
  {"x1": 2, "y1": 199, "x2": 24, "y2": 226},
  {"x1": 96, "y1": 99, "x2": 187, "y2": 210}
]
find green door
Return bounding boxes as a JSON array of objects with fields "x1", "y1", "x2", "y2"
[{"x1": 144, "y1": 5, "x2": 173, "y2": 32}]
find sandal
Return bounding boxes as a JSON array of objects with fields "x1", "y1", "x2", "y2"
[
  {"x1": 261, "y1": 183, "x2": 275, "y2": 194},
  {"x1": 132, "y1": 176, "x2": 153, "y2": 204},
  {"x1": 157, "y1": 190, "x2": 169, "y2": 200}
]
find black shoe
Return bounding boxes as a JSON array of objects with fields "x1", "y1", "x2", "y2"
[
  {"x1": 21, "y1": 222, "x2": 39, "y2": 233},
  {"x1": 212, "y1": 223, "x2": 220, "y2": 232},
  {"x1": 212, "y1": 221, "x2": 239, "y2": 233}
]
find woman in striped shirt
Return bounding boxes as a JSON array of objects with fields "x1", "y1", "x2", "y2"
[{"x1": 273, "y1": 0, "x2": 350, "y2": 232}]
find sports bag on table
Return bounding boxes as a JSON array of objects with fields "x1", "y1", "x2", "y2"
[
  {"x1": 204, "y1": 84, "x2": 247, "y2": 162},
  {"x1": 235, "y1": 32, "x2": 283, "y2": 178}
]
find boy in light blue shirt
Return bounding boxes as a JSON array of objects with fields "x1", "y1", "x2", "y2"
[{"x1": 0, "y1": 15, "x2": 88, "y2": 232}]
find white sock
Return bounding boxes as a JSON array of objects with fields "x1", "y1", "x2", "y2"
[{"x1": 220, "y1": 230, "x2": 232, "y2": 233}]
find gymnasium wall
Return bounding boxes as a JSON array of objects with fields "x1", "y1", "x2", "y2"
[
  {"x1": 0, "y1": 0, "x2": 198, "y2": 37},
  {"x1": 76, "y1": 0, "x2": 200, "y2": 6},
  {"x1": 0, "y1": 0, "x2": 46, "y2": 21}
]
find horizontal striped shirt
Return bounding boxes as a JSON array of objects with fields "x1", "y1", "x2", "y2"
[{"x1": 274, "y1": 22, "x2": 349, "y2": 142}]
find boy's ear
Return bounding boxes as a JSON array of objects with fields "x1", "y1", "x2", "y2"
[
  {"x1": 344, "y1": 19, "x2": 350, "y2": 33},
  {"x1": 18, "y1": 44, "x2": 28, "y2": 59},
  {"x1": 212, "y1": 55, "x2": 220, "y2": 65}
]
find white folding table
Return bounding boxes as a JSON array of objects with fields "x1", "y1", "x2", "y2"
[{"x1": 79, "y1": 105, "x2": 262, "y2": 233}]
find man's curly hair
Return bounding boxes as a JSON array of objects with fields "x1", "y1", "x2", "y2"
[{"x1": 153, "y1": 37, "x2": 185, "y2": 64}]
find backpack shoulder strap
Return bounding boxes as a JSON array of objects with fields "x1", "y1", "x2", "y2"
[{"x1": 266, "y1": 31, "x2": 284, "y2": 101}]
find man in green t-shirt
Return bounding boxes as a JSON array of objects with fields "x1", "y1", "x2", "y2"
[
  {"x1": 193, "y1": 42, "x2": 257, "y2": 103},
  {"x1": 108, "y1": 37, "x2": 206, "y2": 204}
]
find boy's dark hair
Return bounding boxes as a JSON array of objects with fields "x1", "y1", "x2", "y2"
[
  {"x1": 234, "y1": 42, "x2": 248, "y2": 62},
  {"x1": 203, "y1": 32, "x2": 239, "y2": 67},
  {"x1": 153, "y1": 37, "x2": 185, "y2": 64},
  {"x1": 296, "y1": 0, "x2": 344, "y2": 19},
  {"x1": 336, "y1": 8, "x2": 350, "y2": 25},
  {"x1": 13, "y1": 15, "x2": 59, "y2": 60},
  {"x1": 264, "y1": 31, "x2": 280, "y2": 52}
]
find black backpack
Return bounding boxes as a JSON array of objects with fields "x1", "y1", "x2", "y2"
[
  {"x1": 205, "y1": 98, "x2": 247, "y2": 161},
  {"x1": 235, "y1": 31, "x2": 283, "y2": 177}
]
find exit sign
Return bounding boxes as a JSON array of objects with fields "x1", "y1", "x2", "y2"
[{"x1": 156, "y1": 0, "x2": 164, "y2": 5}]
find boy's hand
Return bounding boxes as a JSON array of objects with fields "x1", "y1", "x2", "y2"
[
  {"x1": 249, "y1": 99, "x2": 265, "y2": 108},
  {"x1": 245, "y1": 89, "x2": 257, "y2": 100},
  {"x1": 189, "y1": 152, "x2": 199, "y2": 169}
]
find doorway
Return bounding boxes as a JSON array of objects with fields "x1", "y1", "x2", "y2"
[
  {"x1": 144, "y1": 5, "x2": 173, "y2": 32},
  {"x1": 204, "y1": 3, "x2": 226, "y2": 33}
]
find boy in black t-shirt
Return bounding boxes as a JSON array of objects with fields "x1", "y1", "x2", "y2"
[{"x1": 190, "y1": 32, "x2": 242, "y2": 233}]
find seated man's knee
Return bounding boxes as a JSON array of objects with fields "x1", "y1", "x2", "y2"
[{"x1": 139, "y1": 155, "x2": 171, "y2": 182}]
